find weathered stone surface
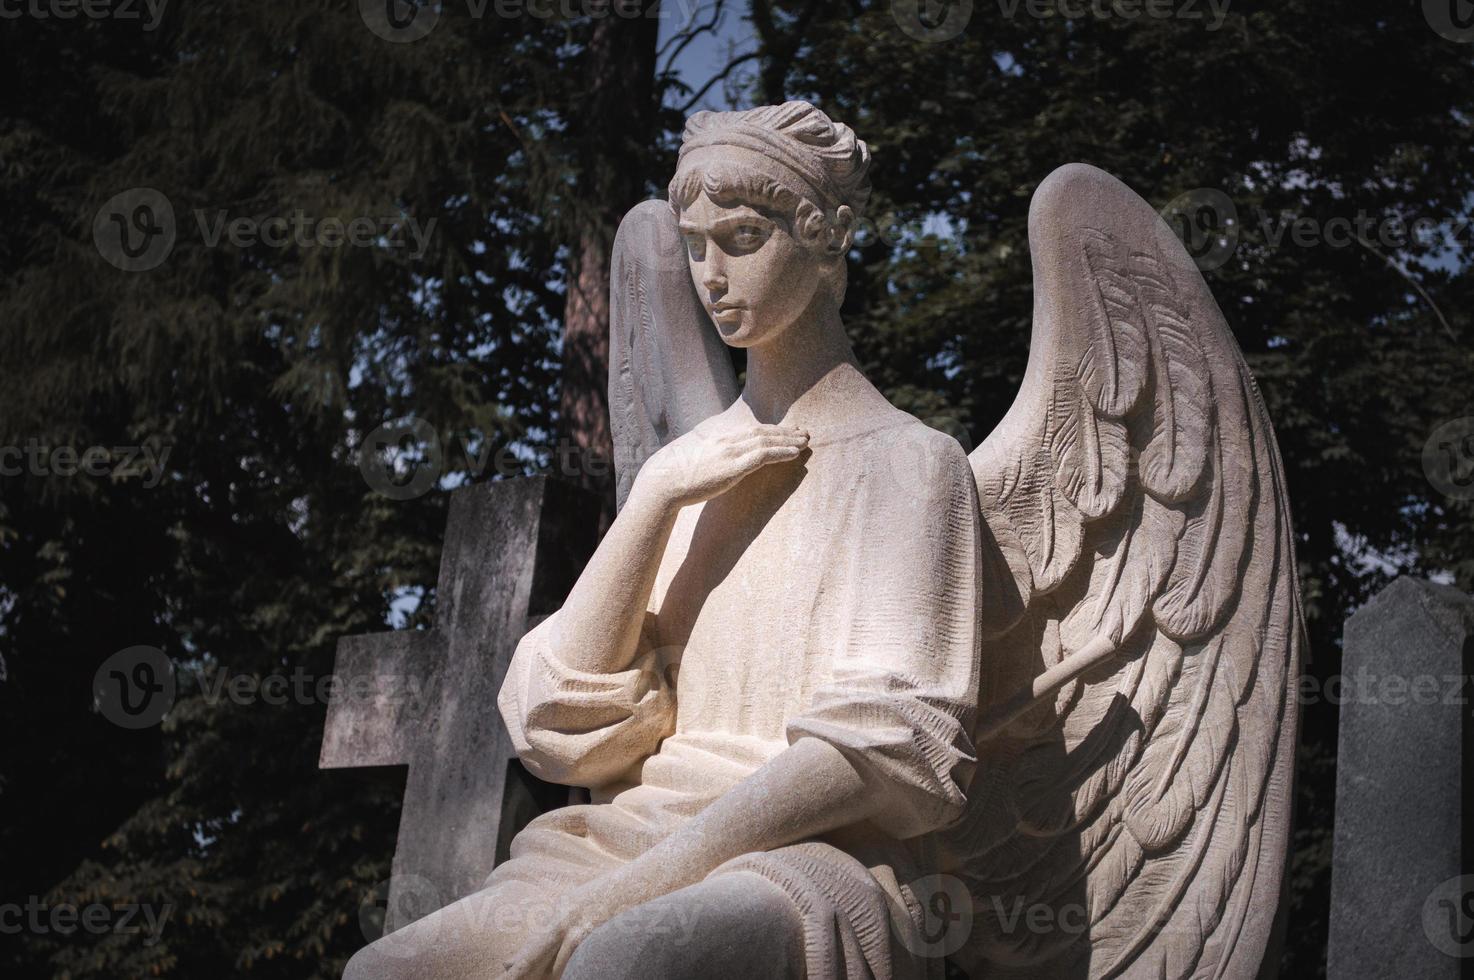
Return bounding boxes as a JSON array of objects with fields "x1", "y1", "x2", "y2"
[
  {"x1": 1328, "y1": 576, "x2": 1473, "y2": 979},
  {"x1": 344, "y1": 102, "x2": 1303, "y2": 980},
  {"x1": 321, "y1": 476, "x2": 598, "y2": 932}
]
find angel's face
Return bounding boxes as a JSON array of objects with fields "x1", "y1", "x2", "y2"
[{"x1": 677, "y1": 193, "x2": 834, "y2": 348}]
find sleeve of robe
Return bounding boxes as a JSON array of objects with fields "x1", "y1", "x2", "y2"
[
  {"x1": 497, "y1": 607, "x2": 677, "y2": 789},
  {"x1": 785, "y1": 428, "x2": 983, "y2": 840}
]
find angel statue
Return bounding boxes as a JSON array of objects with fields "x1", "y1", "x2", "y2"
[{"x1": 346, "y1": 101, "x2": 1303, "y2": 980}]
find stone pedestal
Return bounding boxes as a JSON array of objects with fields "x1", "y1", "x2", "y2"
[{"x1": 1327, "y1": 576, "x2": 1473, "y2": 977}]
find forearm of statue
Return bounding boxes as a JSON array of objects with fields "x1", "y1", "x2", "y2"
[
  {"x1": 547, "y1": 476, "x2": 679, "y2": 675},
  {"x1": 509, "y1": 736, "x2": 866, "y2": 975},
  {"x1": 594, "y1": 737, "x2": 874, "y2": 906}
]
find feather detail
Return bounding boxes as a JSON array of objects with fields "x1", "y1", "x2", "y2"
[
  {"x1": 960, "y1": 164, "x2": 1302, "y2": 980},
  {"x1": 1136, "y1": 253, "x2": 1212, "y2": 502},
  {"x1": 994, "y1": 439, "x2": 1086, "y2": 596},
  {"x1": 1060, "y1": 492, "x2": 1182, "y2": 653},
  {"x1": 978, "y1": 508, "x2": 1033, "y2": 638},
  {"x1": 1155, "y1": 363, "x2": 1256, "y2": 640},
  {"x1": 1121, "y1": 635, "x2": 1237, "y2": 852},
  {"x1": 1079, "y1": 229, "x2": 1150, "y2": 418},
  {"x1": 1097, "y1": 764, "x2": 1232, "y2": 978},
  {"x1": 1052, "y1": 382, "x2": 1131, "y2": 519},
  {"x1": 1015, "y1": 646, "x2": 1146, "y2": 835}
]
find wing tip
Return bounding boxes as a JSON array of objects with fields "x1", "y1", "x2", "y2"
[
  {"x1": 612, "y1": 199, "x2": 685, "y2": 276},
  {"x1": 1029, "y1": 163, "x2": 1130, "y2": 223}
]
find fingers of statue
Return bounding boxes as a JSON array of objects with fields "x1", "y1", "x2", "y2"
[
  {"x1": 503, "y1": 922, "x2": 562, "y2": 979},
  {"x1": 727, "y1": 425, "x2": 809, "y2": 462},
  {"x1": 503, "y1": 895, "x2": 607, "y2": 979},
  {"x1": 551, "y1": 920, "x2": 596, "y2": 977},
  {"x1": 698, "y1": 424, "x2": 808, "y2": 495},
  {"x1": 645, "y1": 423, "x2": 808, "y2": 507}
]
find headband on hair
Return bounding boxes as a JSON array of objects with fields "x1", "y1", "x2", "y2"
[{"x1": 677, "y1": 123, "x2": 844, "y2": 212}]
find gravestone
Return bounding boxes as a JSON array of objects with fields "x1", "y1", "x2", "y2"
[
  {"x1": 320, "y1": 476, "x2": 599, "y2": 932},
  {"x1": 1327, "y1": 576, "x2": 1474, "y2": 977}
]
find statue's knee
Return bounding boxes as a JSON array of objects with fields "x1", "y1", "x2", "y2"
[
  {"x1": 566, "y1": 913, "x2": 701, "y2": 979},
  {"x1": 565, "y1": 872, "x2": 803, "y2": 980},
  {"x1": 341, "y1": 922, "x2": 443, "y2": 980},
  {"x1": 342, "y1": 943, "x2": 396, "y2": 980}
]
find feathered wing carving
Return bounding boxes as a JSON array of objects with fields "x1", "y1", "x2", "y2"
[
  {"x1": 608, "y1": 200, "x2": 739, "y2": 509},
  {"x1": 944, "y1": 164, "x2": 1304, "y2": 979}
]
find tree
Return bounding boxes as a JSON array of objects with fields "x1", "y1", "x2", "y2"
[
  {"x1": 558, "y1": 2, "x2": 663, "y2": 523},
  {"x1": 0, "y1": 2, "x2": 605, "y2": 975}
]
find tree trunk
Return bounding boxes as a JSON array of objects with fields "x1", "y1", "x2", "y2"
[{"x1": 560, "y1": 4, "x2": 661, "y2": 526}]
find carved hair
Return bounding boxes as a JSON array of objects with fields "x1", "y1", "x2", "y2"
[{"x1": 668, "y1": 101, "x2": 872, "y2": 256}]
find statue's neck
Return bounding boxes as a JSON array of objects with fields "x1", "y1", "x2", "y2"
[{"x1": 740, "y1": 304, "x2": 870, "y2": 425}]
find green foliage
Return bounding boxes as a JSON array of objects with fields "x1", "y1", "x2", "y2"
[{"x1": 0, "y1": 2, "x2": 603, "y2": 975}]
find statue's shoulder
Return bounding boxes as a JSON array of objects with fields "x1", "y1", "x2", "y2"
[
  {"x1": 868, "y1": 407, "x2": 969, "y2": 464},
  {"x1": 831, "y1": 406, "x2": 972, "y2": 501}
]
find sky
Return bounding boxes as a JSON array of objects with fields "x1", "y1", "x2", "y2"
[{"x1": 657, "y1": 0, "x2": 757, "y2": 113}]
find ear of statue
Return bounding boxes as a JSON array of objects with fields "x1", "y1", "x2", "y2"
[
  {"x1": 829, "y1": 205, "x2": 857, "y2": 254},
  {"x1": 817, "y1": 206, "x2": 856, "y2": 305}
]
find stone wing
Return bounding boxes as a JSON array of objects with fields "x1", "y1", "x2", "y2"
[
  {"x1": 608, "y1": 200, "x2": 739, "y2": 509},
  {"x1": 945, "y1": 164, "x2": 1304, "y2": 979}
]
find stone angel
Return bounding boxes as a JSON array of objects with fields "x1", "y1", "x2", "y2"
[{"x1": 346, "y1": 101, "x2": 1303, "y2": 980}]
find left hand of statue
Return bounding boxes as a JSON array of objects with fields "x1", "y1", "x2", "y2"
[{"x1": 501, "y1": 878, "x2": 628, "y2": 979}]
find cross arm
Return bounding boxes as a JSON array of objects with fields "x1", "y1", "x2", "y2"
[{"x1": 320, "y1": 630, "x2": 441, "y2": 769}]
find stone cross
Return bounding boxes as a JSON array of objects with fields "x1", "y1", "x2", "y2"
[
  {"x1": 320, "y1": 476, "x2": 599, "y2": 932},
  {"x1": 1327, "y1": 576, "x2": 1473, "y2": 977}
]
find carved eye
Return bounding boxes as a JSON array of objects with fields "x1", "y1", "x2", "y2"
[
  {"x1": 730, "y1": 224, "x2": 768, "y2": 251},
  {"x1": 683, "y1": 233, "x2": 705, "y2": 258}
]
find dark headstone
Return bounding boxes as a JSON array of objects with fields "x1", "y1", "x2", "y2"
[
  {"x1": 320, "y1": 476, "x2": 598, "y2": 931},
  {"x1": 1328, "y1": 576, "x2": 1473, "y2": 977}
]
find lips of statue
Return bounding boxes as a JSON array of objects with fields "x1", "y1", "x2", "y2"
[{"x1": 677, "y1": 193, "x2": 833, "y2": 349}]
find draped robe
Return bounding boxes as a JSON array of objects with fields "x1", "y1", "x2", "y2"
[{"x1": 496, "y1": 409, "x2": 983, "y2": 979}]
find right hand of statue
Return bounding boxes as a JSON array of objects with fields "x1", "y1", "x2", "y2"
[{"x1": 634, "y1": 422, "x2": 809, "y2": 510}]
